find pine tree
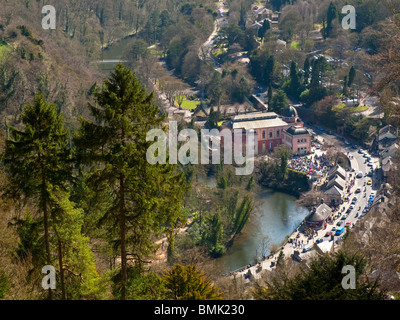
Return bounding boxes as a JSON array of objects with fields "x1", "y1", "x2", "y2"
[
  {"x1": 163, "y1": 264, "x2": 223, "y2": 300},
  {"x1": 326, "y1": 2, "x2": 337, "y2": 37},
  {"x1": 74, "y1": 63, "x2": 187, "y2": 300},
  {"x1": 239, "y1": 3, "x2": 246, "y2": 30},
  {"x1": 348, "y1": 66, "x2": 356, "y2": 87},
  {"x1": 2, "y1": 93, "x2": 71, "y2": 299},
  {"x1": 288, "y1": 61, "x2": 301, "y2": 99}
]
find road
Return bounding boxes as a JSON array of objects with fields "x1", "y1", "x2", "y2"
[
  {"x1": 230, "y1": 126, "x2": 381, "y2": 279},
  {"x1": 198, "y1": 2, "x2": 228, "y2": 72}
]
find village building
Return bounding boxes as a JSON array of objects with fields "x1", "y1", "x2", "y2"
[
  {"x1": 324, "y1": 185, "x2": 343, "y2": 206},
  {"x1": 226, "y1": 105, "x2": 311, "y2": 155},
  {"x1": 305, "y1": 203, "x2": 332, "y2": 229}
]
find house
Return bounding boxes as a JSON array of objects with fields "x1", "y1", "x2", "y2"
[
  {"x1": 378, "y1": 125, "x2": 398, "y2": 141},
  {"x1": 381, "y1": 143, "x2": 399, "y2": 160},
  {"x1": 324, "y1": 185, "x2": 343, "y2": 206},
  {"x1": 282, "y1": 126, "x2": 311, "y2": 155},
  {"x1": 225, "y1": 105, "x2": 310, "y2": 155},
  {"x1": 326, "y1": 175, "x2": 346, "y2": 191},
  {"x1": 382, "y1": 156, "x2": 393, "y2": 179},
  {"x1": 305, "y1": 203, "x2": 332, "y2": 229},
  {"x1": 327, "y1": 165, "x2": 347, "y2": 181},
  {"x1": 257, "y1": 8, "x2": 272, "y2": 21},
  {"x1": 230, "y1": 112, "x2": 289, "y2": 154}
]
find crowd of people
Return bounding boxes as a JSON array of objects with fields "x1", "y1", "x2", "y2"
[{"x1": 288, "y1": 153, "x2": 332, "y2": 179}]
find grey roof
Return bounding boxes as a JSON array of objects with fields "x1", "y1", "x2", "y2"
[
  {"x1": 232, "y1": 112, "x2": 288, "y2": 130},
  {"x1": 378, "y1": 124, "x2": 398, "y2": 140},
  {"x1": 382, "y1": 143, "x2": 399, "y2": 159},
  {"x1": 283, "y1": 105, "x2": 298, "y2": 118},
  {"x1": 327, "y1": 175, "x2": 346, "y2": 190},
  {"x1": 325, "y1": 185, "x2": 342, "y2": 196},
  {"x1": 285, "y1": 126, "x2": 309, "y2": 136},
  {"x1": 306, "y1": 203, "x2": 331, "y2": 222},
  {"x1": 379, "y1": 125, "x2": 397, "y2": 138},
  {"x1": 328, "y1": 165, "x2": 346, "y2": 180}
]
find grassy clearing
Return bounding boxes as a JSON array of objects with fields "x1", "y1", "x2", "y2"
[
  {"x1": 332, "y1": 103, "x2": 369, "y2": 113},
  {"x1": 175, "y1": 96, "x2": 200, "y2": 110},
  {"x1": 290, "y1": 41, "x2": 300, "y2": 50}
]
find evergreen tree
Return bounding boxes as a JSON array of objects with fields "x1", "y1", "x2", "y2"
[
  {"x1": 258, "y1": 19, "x2": 270, "y2": 40},
  {"x1": 348, "y1": 66, "x2": 356, "y2": 87},
  {"x1": 326, "y1": 2, "x2": 338, "y2": 37},
  {"x1": 74, "y1": 63, "x2": 187, "y2": 300},
  {"x1": 2, "y1": 93, "x2": 71, "y2": 299},
  {"x1": 264, "y1": 55, "x2": 275, "y2": 86},
  {"x1": 163, "y1": 264, "x2": 223, "y2": 300},
  {"x1": 288, "y1": 61, "x2": 301, "y2": 99},
  {"x1": 269, "y1": 89, "x2": 288, "y2": 114},
  {"x1": 252, "y1": 250, "x2": 386, "y2": 300},
  {"x1": 239, "y1": 3, "x2": 246, "y2": 30}
]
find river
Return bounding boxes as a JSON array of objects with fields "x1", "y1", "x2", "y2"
[
  {"x1": 216, "y1": 189, "x2": 308, "y2": 272},
  {"x1": 199, "y1": 176, "x2": 308, "y2": 272}
]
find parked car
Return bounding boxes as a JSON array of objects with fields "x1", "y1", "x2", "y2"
[
  {"x1": 341, "y1": 214, "x2": 347, "y2": 220},
  {"x1": 345, "y1": 221, "x2": 352, "y2": 227},
  {"x1": 302, "y1": 246, "x2": 312, "y2": 253},
  {"x1": 316, "y1": 238, "x2": 323, "y2": 244}
]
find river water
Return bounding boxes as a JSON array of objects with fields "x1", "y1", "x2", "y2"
[
  {"x1": 199, "y1": 176, "x2": 308, "y2": 272},
  {"x1": 101, "y1": 38, "x2": 309, "y2": 273},
  {"x1": 214, "y1": 189, "x2": 307, "y2": 272}
]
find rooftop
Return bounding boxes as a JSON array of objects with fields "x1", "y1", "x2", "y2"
[
  {"x1": 306, "y1": 203, "x2": 331, "y2": 222},
  {"x1": 285, "y1": 126, "x2": 309, "y2": 136},
  {"x1": 231, "y1": 112, "x2": 288, "y2": 130}
]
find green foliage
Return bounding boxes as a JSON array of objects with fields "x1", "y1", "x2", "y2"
[
  {"x1": 256, "y1": 160, "x2": 309, "y2": 196},
  {"x1": 252, "y1": 250, "x2": 386, "y2": 300},
  {"x1": 232, "y1": 195, "x2": 253, "y2": 236},
  {"x1": 163, "y1": 264, "x2": 223, "y2": 300},
  {"x1": 74, "y1": 63, "x2": 188, "y2": 298},
  {"x1": 269, "y1": 89, "x2": 288, "y2": 115},
  {"x1": 111, "y1": 266, "x2": 167, "y2": 300},
  {"x1": 2, "y1": 93, "x2": 71, "y2": 269}
]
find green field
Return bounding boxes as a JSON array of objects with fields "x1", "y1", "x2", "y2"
[
  {"x1": 175, "y1": 96, "x2": 200, "y2": 110},
  {"x1": 290, "y1": 41, "x2": 300, "y2": 50},
  {"x1": 332, "y1": 103, "x2": 369, "y2": 113}
]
